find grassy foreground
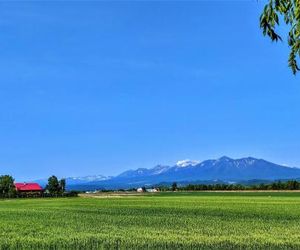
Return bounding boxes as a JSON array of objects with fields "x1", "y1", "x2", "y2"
[{"x1": 1, "y1": 192, "x2": 300, "y2": 249}]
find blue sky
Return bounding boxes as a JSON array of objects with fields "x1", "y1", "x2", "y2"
[{"x1": 0, "y1": 1, "x2": 299, "y2": 180}]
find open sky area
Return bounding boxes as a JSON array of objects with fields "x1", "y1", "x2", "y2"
[{"x1": 0, "y1": 1, "x2": 299, "y2": 180}]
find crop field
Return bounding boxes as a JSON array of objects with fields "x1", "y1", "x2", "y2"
[{"x1": 0, "y1": 192, "x2": 300, "y2": 249}]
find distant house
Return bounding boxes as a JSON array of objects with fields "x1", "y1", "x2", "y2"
[
  {"x1": 146, "y1": 188, "x2": 159, "y2": 193},
  {"x1": 137, "y1": 188, "x2": 144, "y2": 192},
  {"x1": 15, "y1": 183, "x2": 43, "y2": 196}
]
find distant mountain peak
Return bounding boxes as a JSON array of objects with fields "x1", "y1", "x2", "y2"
[
  {"x1": 218, "y1": 156, "x2": 233, "y2": 161},
  {"x1": 176, "y1": 159, "x2": 200, "y2": 167}
]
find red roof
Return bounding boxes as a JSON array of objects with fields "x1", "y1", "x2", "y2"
[{"x1": 15, "y1": 183, "x2": 43, "y2": 191}]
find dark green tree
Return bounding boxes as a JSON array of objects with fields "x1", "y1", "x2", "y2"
[
  {"x1": 260, "y1": 0, "x2": 300, "y2": 74},
  {"x1": 0, "y1": 175, "x2": 15, "y2": 197},
  {"x1": 59, "y1": 179, "x2": 66, "y2": 193},
  {"x1": 171, "y1": 182, "x2": 177, "y2": 191},
  {"x1": 46, "y1": 175, "x2": 60, "y2": 195}
]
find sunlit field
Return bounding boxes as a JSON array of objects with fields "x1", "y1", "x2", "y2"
[{"x1": 1, "y1": 192, "x2": 300, "y2": 249}]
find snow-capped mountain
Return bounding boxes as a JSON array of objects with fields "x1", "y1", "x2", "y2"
[
  {"x1": 76, "y1": 156, "x2": 300, "y2": 189},
  {"x1": 117, "y1": 165, "x2": 171, "y2": 178},
  {"x1": 49, "y1": 156, "x2": 300, "y2": 190},
  {"x1": 66, "y1": 175, "x2": 111, "y2": 185}
]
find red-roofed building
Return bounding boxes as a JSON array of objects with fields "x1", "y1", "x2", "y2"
[{"x1": 15, "y1": 183, "x2": 43, "y2": 194}]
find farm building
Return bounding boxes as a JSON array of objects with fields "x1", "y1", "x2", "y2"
[
  {"x1": 137, "y1": 187, "x2": 159, "y2": 193},
  {"x1": 146, "y1": 188, "x2": 159, "y2": 193},
  {"x1": 15, "y1": 183, "x2": 43, "y2": 196}
]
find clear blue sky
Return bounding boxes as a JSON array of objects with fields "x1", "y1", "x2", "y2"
[{"x1": 0, "y1": 1, "x2": 299, "y2": 180}]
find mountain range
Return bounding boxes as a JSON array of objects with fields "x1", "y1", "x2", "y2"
[{"x1": 35, "y1": 156, "x2": 300, "y2": 190}]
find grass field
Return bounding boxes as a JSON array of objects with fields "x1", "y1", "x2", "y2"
[{"x1": 1, "y1": 192, "x2": 300, "y2": 249}]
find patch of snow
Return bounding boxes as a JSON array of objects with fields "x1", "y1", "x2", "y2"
[
  {"x1": 68, "y1": 175, "x2": 109, "y2": 181},
  {"x1": 176, "y1": 159, "x2": 200, "y2": 168},
  {"x1": 152, "y1": 165, "x2": 170, "y2": 174}
]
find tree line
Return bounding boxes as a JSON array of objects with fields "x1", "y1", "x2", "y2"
[
  {"x1": 168, "y1": 180, "x2": 300, "y2": 191},
  {"x1": 0, "y1": 175, "x2": 77, "y2": 198}
]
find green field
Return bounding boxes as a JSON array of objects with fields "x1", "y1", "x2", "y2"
[{"x1": 1, "y1": 192, "x2": 300, "y2": 249}]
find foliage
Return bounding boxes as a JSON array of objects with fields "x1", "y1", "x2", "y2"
[
  {"x1": 0, "y1": 175, "x2": 15, "y2": 197},
  {"x1": 0, "y1": 193, "x2": 300, "y2": 248},
  {"x1": 171, "y1": 182, "x2": 177, "y2": 191},
  {"x1": 46, "y1": 175, "x2": 60, "y2": 195},
  {"x1": 260, "y1": 0, "x2": 300, "y2": 74},
  {"x1": 59, "y1": 178, "x2": 66, "y2": 193},
  {"x1": 46, "y1": 175, "x2": 66, "y2": 195},
  {"x1": 64, "y1": 191, "x2": 79, "y2": 197}
]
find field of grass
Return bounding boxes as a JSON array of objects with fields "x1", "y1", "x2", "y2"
[{"x1": 1, "y1": 192, "x2": 300, "y2": 249}]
